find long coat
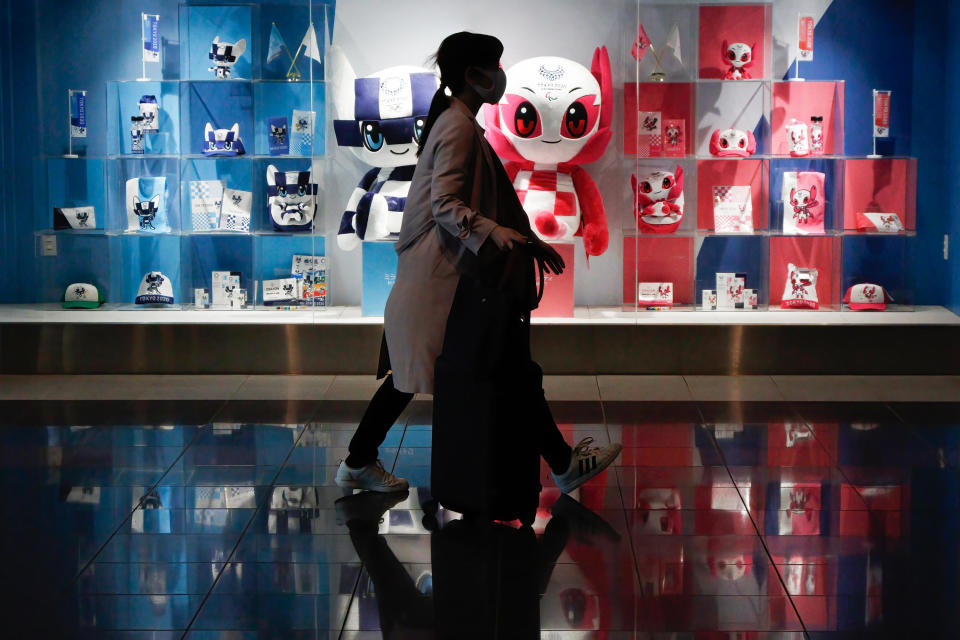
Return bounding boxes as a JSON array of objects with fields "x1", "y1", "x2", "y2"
[{"x1": 381, "y1": 97, "x2": 511, "y2": 394}]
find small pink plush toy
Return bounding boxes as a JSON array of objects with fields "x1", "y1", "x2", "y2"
[
  {"x1": 722, "y1": 41, "x2": 756, "y2": 80},
  {"x1": 631, "y1": 166, "x2": 684, "y2": 234}
]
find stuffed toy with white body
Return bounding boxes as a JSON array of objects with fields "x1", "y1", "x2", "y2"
[
  {"x1": 709, "y1": 128, "x2": 757, "y2": 157},
  {"x1": 330, "y1": 47, "x2": 439, "y2": 251},
  {"x1": 266, "y1": 165, "x2": 317, "y2": 232},
  {"x1": 631, "y1": 166, "x2": 684, "y2": 234},
  {"x1": 483, "y1": 47, "x2": 612, "y2": 257},
  {"x1": 722, "y1": 41, "x2": 755, "y2": 80},
  {"x1": 209, "y1": 37, "x2": 246, "y2": 79}
]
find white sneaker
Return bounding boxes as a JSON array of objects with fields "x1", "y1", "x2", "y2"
[
  {"x1": 551, "y1": 437, "x2": 622, "y2": 494},
  {"x1": 335, "y1": 459, "x2": 409, "y2": 493}
]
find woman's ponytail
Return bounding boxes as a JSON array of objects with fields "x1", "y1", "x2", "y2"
[{"x1": 416, "y1": 83, "x2": 450, "y2": 157}]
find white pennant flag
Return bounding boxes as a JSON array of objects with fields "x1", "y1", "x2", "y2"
[
  {"x1": 300, "y1": 23, "x2": 322, "y2": 63},
  {"x1": 664, "y1": 24, "x2": 682, "y2": 66}
]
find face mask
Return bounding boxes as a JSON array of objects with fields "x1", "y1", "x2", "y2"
[{"x1": 469, "y1": 66, "x2": 507, "y2": 104}]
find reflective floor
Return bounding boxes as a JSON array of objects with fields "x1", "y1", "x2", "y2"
[{"x1": 1, "y1": 396, "x2": 958, "y2": 638}]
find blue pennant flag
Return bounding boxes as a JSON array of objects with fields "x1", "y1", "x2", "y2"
[{"x1": 267, "y1": 23, "x2": 286, "y2": 65}]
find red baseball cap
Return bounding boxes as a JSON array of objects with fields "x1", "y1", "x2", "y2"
[{"x1": 843, "y1": 283, "x2": 893, "y2": 311}]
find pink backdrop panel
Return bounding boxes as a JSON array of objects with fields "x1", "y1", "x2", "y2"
[
  {"x1": 769, "y1": 236, "x2": 840, "y2": 306},
  {"x1": 532, "y1": 242, "x2": 575, "y2": 318},
  {"x1": 842, "y1": 158, "x2": 916, "y2": 230},
  {"x1": 771, "y1": 82, "x2": 842, "y2": 155},
  {"x1": 622, "y1": 236, "x2": 693, "y2": 305},
  {"x1": 696, "y1": 159, "x2": 767, "y2": 230},
  {"x1": 624, "y1": 83, "x2": 694, "y2": 155},
  {"x1": 698, "y1": 4, "x2": 768, "y2": 79}
]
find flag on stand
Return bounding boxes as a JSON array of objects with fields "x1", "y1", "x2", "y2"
[
  {"x1": 300, "y1": 23, "x2": 322, "y2": 63},
  {"x1": 663, "y1": 24, "x2": 682, "y2": 65},
  {"x1": 632, "y1": 23, "x2": 652, "y2": 62},
  {"x1": 267, "y1": 23, "x2": 286, "y2": 64},
  {"x1": 142, "y1": 13, "x2": 160, "y2": 62}
]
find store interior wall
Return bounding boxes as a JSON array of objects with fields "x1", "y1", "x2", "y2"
[{"x1": 0, "y1": 0, "x2": 956, "y2": 310}]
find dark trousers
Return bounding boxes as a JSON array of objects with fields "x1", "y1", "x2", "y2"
[{"x1": 346, "y1": 372, "x2": 572, "y2": 474}]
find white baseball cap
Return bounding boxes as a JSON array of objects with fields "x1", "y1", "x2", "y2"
[
  {"x1": 63, "y1": 282, "x2": 104, "y2": 309},
  {"x1": 135, "y1": 271, "x2": 174, "y2": 305},
  {"x1": 843, "y1": 283, "x2": 893, "y2": 311}
]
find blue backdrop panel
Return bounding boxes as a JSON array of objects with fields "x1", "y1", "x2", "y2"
[
  {"x1": 36, "y1": 234, "x2": 114, "y2": 304},
  {"x1": 842, "y1": 236, "x2": 914, "y2": 306},
  {"x1": 362, "y1": 240, "x2": 397, "y2": 317},
  {"x1": 182, "y1": 5, "x2": 255, "y2": 81},
  {"x1": 45, "y1": 158, "x2": 107, "y2": 231},
  {"x1": 118, "y1": 234, "x2": 181, "y2": 305},
  {"x1": 694, "y1": 235, "x2": 767, "y2": 306},
  {"x1": 109, "y1": 81, "x2": 181, "y2": 155},
  {"x1": 181, "y1": 234, "x2": 255, "y2": 303},
  {"x1": 768, "y1": 157, "x2": 838, "y2": 232},
  {"x1": 183, "y1": 81, "x2": 255, "y2": 156}
]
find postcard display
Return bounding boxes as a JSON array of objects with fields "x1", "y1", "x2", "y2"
[
  {"x1": 622, "y1": 3, "x2": 917, "y2": 312},
  {"x1": 39, "y1": 4, "x2": 330, "y2": 310}
]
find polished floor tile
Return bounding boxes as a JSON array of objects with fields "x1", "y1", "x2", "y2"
[
  {"x1": 598, "y1": 375, "x2": 693, "y2": 402},
  {"x1": 2, "y1": 399, "x2": 958, "y2": 636},
  {"x1": 234, "y1": 374, "x2": 335, "y2": 400},
  {"x1": 685, "y1": 375, "x2": 784, "y2": 402}
]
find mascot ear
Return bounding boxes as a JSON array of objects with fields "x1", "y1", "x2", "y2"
[
  {"x1": 669, "y1": 165, "x2": 685, "y2": 199},
  {"x1": 266, "y1": 164, "x2": 278, "y2": 187},
  {"x1": 328, "y1": 45, "x2": 359, "y2": 120},
  {"x1": 233, "y1": 39, "x2": 247, "y2": 58},
  {"x1": 567, "y1": 46, "x2": 613, "y2": 165},
  {"x1": 809, "y1": 184, "x2": 818, "y2": 202},
  {"x1": 709, "y1": 129, "x2": 721, "y2": 155},
  {"x1": 789, "y1": 187, "x2": 797, "y2": 203},
  {"x1": 205, "y1": 122, "x2": 214, "y2": 141},
  {"x1": 630, "y1": 173, "x2": 638, "y2": 197},
  {"x1": 230, "y1": 123, "x2": 240, "y2": 136},
  {"x1": 721, "y1": 40, "x2": 729, "y2": 61},
  {"x1": 748, "y1": 42, "x2": 757, "y2": 66},
  {"x1": 150, "y1": 194, "x2": 161, "y2": 207},
  {"x1": 746, "y1": 130, "x2": 757, "y2": 154}
]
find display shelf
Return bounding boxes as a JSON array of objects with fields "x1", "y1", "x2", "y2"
[
  {"x1": 695, "y1": 234, "x2": 769, "y2": 310},
  {"x1": 34, "y1": 229, "x2": 110, "y2": 236}
]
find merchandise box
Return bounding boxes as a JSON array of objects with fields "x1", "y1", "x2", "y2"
[
  {"x1": 696, "y1": 159, "x2": 768, "y2": 232},
  {"x1": 771, "y1": 81, "x2": 845, "y2": 157},
  {"x1": 624, "y1": 83, "x2": 695, "y2": 157},
  {"x1": 697, "y1": 3, "x2": 772, "y2": 80},
  {"x1": 841, "y1": 235, "x2": 914, "y2": 311},
  {"x1": 180, "y1": 235, "x2": 255, "y2": 309},
  {"x1": 769, "y1": 236, "x2": 842, "y2": 311},
  {"x1": 622, "y1": 235, "x2": 694, "y2": 310},
  {"x1": 361, "y1": 240, "x2": 398, "y2": 317},
  {"x1": 768, "y1": 158, "x2": 842, "y2": 234},
  {"x1": 842, "y1": 158, "x2": 917, "y2": 232},
  {"x1": 253, "y1": 81, "x2": 324, "y2": 156},
  {"x1": 532, "y1": 242, "x2": 575, "y2": 318},
  {"x1": 181, "y1": 157, "x2": 255, "y2": 234},
  {"x1": 694, "y1": 235, "x2": 768, "y2": 310}
]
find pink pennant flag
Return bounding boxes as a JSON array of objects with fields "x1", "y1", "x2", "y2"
[{"x1": 632, "y1": 23, "x2": 652, "y2": 61}]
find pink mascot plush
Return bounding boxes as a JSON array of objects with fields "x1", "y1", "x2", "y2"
[
  {"x1": 483, "y1": 47, "x2": 612, "y2": 257},
  {"x1": 722, "y1": 41, "x2": 756, "y2": 80}
]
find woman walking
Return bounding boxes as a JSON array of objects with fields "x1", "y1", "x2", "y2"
[{"x1": 335, "y1": 31, "x2": 621, "y2": 495}]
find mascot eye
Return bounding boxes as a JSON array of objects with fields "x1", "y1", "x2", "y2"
[
  {"x1": 728, "y1": 50, "x2": 737, "y2": 61},
  {"x1": 413, "y1": 117, "x2": 425, "y2": 143},
  {"x1": 207, "y1": 141, "x2": 216, "y2": 150},
  {"x1": 661, "y1": 177, "x2": 672, "y2": 190},
  {"x1": 737, "y1": 137, "x2": 746, "y2": 148},
  {"x1": 298, "y1": 185, "x2": 306, "y2": 197},
  {"x1": 514, "y1": 102, "x2": 539, "y2": 138},
  {"x1": 361, "y1": 121, "x2": 384, "y2": 151},
  {"x1": 720, "y1": 138, "x2": 729, "y2": 148},
  {"x1": 741, "y1": 53, "x2": 750, "y2": 62},
  {"x1": 562, "y1": 102, "x2": 588, "y2": 138},
  {"x1": 223, "y1": 141, "x2": 232, "y2": 149},
  {"x1": 641, "y1": 181, "x2": 652, "y2": 194},
  {"x1": 277, "y1": 186, "x2": 287, "y2": 197}
]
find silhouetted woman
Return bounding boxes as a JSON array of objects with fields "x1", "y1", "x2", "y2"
[{"x1": 336, "y1": 32, "x2": 621, "y2": 494}]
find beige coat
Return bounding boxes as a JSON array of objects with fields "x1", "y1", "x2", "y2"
[{"x1": 382, "y1": 98, "x2": 503, "y2": 394}]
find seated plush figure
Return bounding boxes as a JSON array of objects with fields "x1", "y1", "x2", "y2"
[
  {"x1": 483, "y1": 47, "x2": 612, "y2": 258},
  {"x1": 266, "y1": 165, "x2": 317, "y2": 232},
  {"x1": 722, "y1": 41, "x2": 755, "y2": 80},
  {"x1": 631, "y1": 166, "x2": 684, "y2": 234},
  {"x1": 209, "y1": 36, "x2": 246, "y2": 79},
  {"x1": 330, "y1": 46, "x2": 440, "y2": 251},
  {"x1": 709, "y1": 128, "x2": 757, "y2": 157}
]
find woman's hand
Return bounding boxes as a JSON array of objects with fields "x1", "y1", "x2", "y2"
[
  {"x1": 490, "y1": 225, "x2": 527, "y2": 251},
  {"x1": 533, "y1": 238, "x2": 566, "y2": 275}
]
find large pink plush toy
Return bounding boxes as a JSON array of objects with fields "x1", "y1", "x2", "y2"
[{"x1": 483, "y1": 47, "x2": 612, "y2": 257}]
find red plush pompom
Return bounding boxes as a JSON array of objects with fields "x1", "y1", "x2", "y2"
[
  {"x1": 535, "y1": 211, "x2": 560, "y2": 237},
  {"x1": 582, "y1": 222, "x2": 608, "y2": 256}
]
